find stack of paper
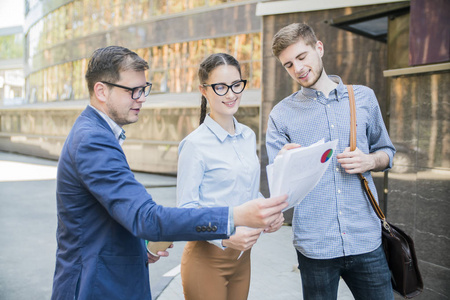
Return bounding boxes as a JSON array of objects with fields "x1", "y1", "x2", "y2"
[{"x1": 267, "y1": 139, "x2": 338, "y2": 211}]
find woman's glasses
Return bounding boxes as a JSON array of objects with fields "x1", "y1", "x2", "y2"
[{"x1": 202, "y1": 80, "x2": 247, "y2": 96}]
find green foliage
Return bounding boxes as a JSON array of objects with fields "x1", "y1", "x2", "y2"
[{"x1": 0, "y1": 34, "x2": 24, "y2": 59}]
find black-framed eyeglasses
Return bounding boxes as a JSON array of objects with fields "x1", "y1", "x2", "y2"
[
  {"x1": 101, "y1": 81, "x2": 152, "y2": 100},
  {"x1": 202, "y1": 79, "x2": 247, "y2": 96}
]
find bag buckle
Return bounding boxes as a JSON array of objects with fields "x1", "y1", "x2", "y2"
[{"x1": 382, "y1": 219, "x2": 391, "y2": 232}]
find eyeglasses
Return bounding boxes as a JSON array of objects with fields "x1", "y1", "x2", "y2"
[
  {"x1": 101, "y1": 81, "x2": 152, "y2": 100},
  {"x1": 202, "y1": 79, "x2": 247, "y2": 96}
]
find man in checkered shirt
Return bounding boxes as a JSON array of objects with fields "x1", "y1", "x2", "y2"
[{"x1": 266, "y1": 23, "x2": 396, "y2": 300}]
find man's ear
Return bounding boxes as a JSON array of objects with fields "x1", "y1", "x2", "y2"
[
  {"x1": 315, "y1": 41, "x2": 324, "y2": 58},
  {"x1": 94, "y1": 82, "x2": 109, "y2": 103}
]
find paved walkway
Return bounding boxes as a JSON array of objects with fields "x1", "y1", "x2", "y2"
[
  {"x1": 0, "y1": 151, "x2": 354, "y2": 300},
  {"x1": 156, "y1": 226, "x2": 354, "y2": 300}
]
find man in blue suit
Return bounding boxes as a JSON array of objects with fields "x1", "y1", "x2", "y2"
[{"x1": 51, "y1": 46, "x2": 287, "y2": 299}]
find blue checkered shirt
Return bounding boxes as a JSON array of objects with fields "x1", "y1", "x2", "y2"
[{"x1": 266, "y1": 76, "x2": 395, "y2": 259}]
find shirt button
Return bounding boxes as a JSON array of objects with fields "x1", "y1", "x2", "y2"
[
  {"x1": 331, "y1": 124, "x2": 334, "y2": 128},
  {"x1": 338, "y1": 189, "x2": 341, "y2": 194},
  {"x1": 336, "y1": 167, "x2": 339, "y2": 172},
  {"x1": 327, "y1": 104, "x2": 330, "y2": 108},
  {"x1": 196, "y1": 226, "x2": 201, "y2": 232},
  {"x1": 212, "y1": 225, "x2": 218, "y2": 232},
  {"x1": 339, "y1": 211, "x2": 342, "y2": 215},
  {"x1": 313, "y1": 98, "x2": 317, "y2": 100}
]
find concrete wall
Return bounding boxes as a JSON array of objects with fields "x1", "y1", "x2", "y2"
[
  {"x1": 385, "y1": 10, "x2": 450, "y2": 299},
  {"x1": 387, "y1": 71, "x2": 450, "y2": 299},
  {"x1": 0, "y1": 92, "x2": 260, "y2": 174}
]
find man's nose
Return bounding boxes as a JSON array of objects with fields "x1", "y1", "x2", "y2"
[
  {"x1": 136, "y1": 92, "x2": 147, "y2": 103},
  {"x1": 294, "y1": 61, "x2": 304, "y2": 74}
]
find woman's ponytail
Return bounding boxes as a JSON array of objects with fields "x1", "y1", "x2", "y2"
[{"x1": 199, "y1": 95, "x2": 207, "y2": 125}]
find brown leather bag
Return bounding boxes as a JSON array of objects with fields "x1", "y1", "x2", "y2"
[{"x1": 347, "y1": 85, "x2": 423, "y2": 298}]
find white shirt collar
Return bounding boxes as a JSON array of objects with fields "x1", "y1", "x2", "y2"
[{"x1": 89, "y1": 105, "x2": 125, "y2": 144}]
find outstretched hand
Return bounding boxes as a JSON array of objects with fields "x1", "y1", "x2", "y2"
[{"x1": 233, "y1": 195, "x2": 288, "y2": 229}]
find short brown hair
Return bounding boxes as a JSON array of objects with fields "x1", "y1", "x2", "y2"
[
  {"x1": 85, "y1": 46, "x2": 149, "y2": 96},
  {"x1": 271, "y1": 23, "x2": 318, "y2": 58}
]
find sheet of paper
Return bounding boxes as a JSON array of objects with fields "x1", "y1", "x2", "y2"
[{"x1": 267, "y1": 139, "x2": 338, "y2": 211}]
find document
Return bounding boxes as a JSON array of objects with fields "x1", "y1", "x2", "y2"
[{"x1": 266, "y1": 139, "x2": 338, "y2": 211}]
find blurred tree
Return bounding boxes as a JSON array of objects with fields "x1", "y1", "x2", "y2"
[{"x1": 0, "y1": 34, "x2": 23, "y2": 59}]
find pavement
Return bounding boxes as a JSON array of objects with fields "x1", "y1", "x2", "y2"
[{"x1": 0, "y1": 151, "x2": 354, "y2": 300}]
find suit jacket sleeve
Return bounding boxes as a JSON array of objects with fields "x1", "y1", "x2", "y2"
[{"x1": 72, "y1": 126, "x2": 229, "y2": 241}]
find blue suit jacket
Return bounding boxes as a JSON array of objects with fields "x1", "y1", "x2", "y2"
[{"x1": 52, "y1": 106, "x2": 229, "y2": 299}]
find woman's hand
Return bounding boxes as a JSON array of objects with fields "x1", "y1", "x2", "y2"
[
  {"x1": 264, "y1": 212, "x2": 284, "y2": 233},
  {"x1": 222, "y1": 227, "x2": 264, "y2": 251}
]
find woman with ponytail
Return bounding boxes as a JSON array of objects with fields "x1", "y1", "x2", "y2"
[{"x1": 176, "y1": 53, "x2": 284, "y2": 300}]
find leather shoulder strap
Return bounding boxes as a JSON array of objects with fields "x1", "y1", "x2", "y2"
[
  {"x1": 346, "y1": 85, "x2": 387, "y2": 222},
  {"x1": 347, "y1": 85, "x2": 357, "y2": 151}
]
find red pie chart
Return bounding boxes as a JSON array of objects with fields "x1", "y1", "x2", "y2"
[{"x1": 321, "y1": 149, "x2": 333, "y2": 163}]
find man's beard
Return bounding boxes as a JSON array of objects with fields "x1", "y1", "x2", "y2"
[{"x1": 301, "y1": 63, "x2": 324, "y2": 89}]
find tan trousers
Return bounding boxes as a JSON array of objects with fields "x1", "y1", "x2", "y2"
[{"x1": 181, "y1": 241, "x2": 251, "y2": 300}]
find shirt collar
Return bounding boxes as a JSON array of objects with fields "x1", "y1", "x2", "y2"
[
  {"x1": 299, "y1": 75, "x2": 346, "y2": 101},
  {"x1": 89, "y1": 104, "x2": 124, "y2": 141},
  {"x1": 203, "y1": 114, "x2": 245, "y2": 142}
]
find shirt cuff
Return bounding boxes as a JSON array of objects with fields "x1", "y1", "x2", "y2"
[
  {"x1": 228, "y1": 207, "x2": 235, "y2": 236},
  {"x1": 379, "y1": 149, "x2": 395, "y2": 171},
  {"x1": 207, "y1": 239, "x2": 227, "y2": 250}
]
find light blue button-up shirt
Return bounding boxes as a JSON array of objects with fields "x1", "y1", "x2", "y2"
[
  {"x1": 266, "y1": 76, "x2": 395, "y2": 259},
  {"x1": 177, "y1": 114, "x2": 261, "y2": 248}
]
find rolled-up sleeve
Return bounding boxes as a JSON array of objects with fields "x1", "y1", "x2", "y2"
[{"x1": 366, "y1": 89, "x2": 396, "y2": 170}]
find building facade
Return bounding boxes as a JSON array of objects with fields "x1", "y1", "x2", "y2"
[
  {"x1": 1, "y1": 0, "x2": 262, "y2": 173},
  {"x1": 0, "y1": 0, "x2": 448, "y2": 297},
  {"x1": 0, "y1": 26, "x2": 24, "y2": 106}
]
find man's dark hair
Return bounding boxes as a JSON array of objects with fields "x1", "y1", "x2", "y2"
[{"x1": 85, "y1": 46, "x2": 149, "y2": 96}]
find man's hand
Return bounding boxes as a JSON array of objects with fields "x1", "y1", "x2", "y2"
[
  {"x1": 146, "y1": 244, "x2": 174, "y2": 264},
  {"x1": 233, "y1": 195, "x2": 288, "y2": 228},
  {"x1": 276, "y1": 143, "x2": 301, "y2": 158},
  {"x1": 264, "y1": 212, "x2": 285, "y2": 233},
  {"x1": 222, "y1": 227, "x2": 263, "y2": 251},
  {"x1": 337, "y1": 147, "x2": 389, "y2": 174}
]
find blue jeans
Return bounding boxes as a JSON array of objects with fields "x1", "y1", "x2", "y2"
[{"x1": 296, "y1": 245, "x2": 394, "y2": 300}]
